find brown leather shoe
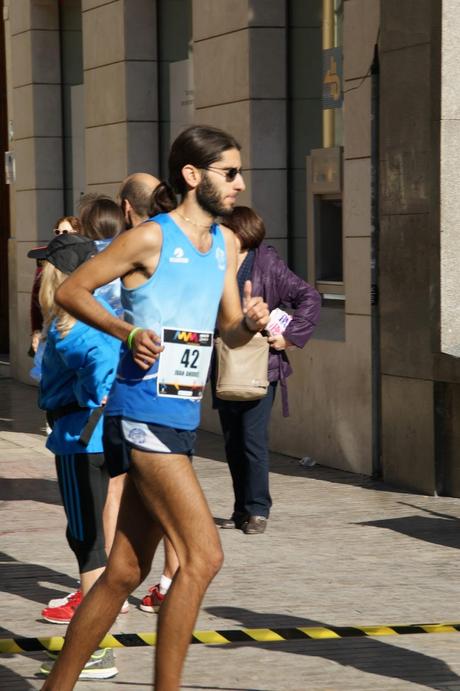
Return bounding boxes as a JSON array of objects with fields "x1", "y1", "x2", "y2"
[
  {"x1": 220, "y1": 512, "x2": 248, "y2": 529},
  {"x1": 243, "y1": 515, "x2": 267, "y2": 535}
]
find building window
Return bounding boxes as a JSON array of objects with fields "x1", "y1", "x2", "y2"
[{"x1": 288, "y1": 0, "x2": 345, "y2": 340}]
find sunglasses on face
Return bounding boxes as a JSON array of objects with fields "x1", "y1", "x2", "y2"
[
  {"x1": 204, "y1": 166, "x2": 243, "y2": 182},
  {"x1": 54, "y1": 228, "x2": 76, "y2": 235}
]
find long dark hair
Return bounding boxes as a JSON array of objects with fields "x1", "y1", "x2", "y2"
[
  {"x1": 80, "y1": 196, "x2": 125, "y2": 240},
  {"x1": 149, "y1": 181, "x2": 177, "y2": 216},
  {"x1": 149, "y1": 125, "x2": 241, "y2": 212}
]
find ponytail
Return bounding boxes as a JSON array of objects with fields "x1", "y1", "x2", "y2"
[{"x1": 149, "y1": 181, "x2": 177, "y2": 217}]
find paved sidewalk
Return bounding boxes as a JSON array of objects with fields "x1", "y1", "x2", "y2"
[{"x1": 2, "y1": 374, "x2": 460, "y2": 690}]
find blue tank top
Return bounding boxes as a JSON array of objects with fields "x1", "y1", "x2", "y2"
[{"x1": 105, "y1": 212, "x2": 227, "y2": 429}]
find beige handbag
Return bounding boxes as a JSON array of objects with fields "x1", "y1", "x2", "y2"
[{"x1": 214, "y1": 332, "x2": 269, "y2": 401}]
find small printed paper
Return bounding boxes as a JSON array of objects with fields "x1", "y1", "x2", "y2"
[{"x1": 266, "y1": 308, "x2": 292, "y2": 336}]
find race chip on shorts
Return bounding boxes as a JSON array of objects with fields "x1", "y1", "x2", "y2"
[{"x1": 157, "y1": 328, "x2": 213, "y2": 399}]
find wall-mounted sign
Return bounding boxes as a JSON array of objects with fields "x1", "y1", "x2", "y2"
[
  {"x1": 310, "y1": 147, "x2": 342, "y2": 195},
  {"x1": 323, "y1": 48, "x2": 343, "y2": 109},
  {"x1": 4, "y1": 151, "x2": 15, "y2": 185}
]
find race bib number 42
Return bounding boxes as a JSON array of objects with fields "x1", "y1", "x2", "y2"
[{"x1": 157, "y1": 328, "x2": 213, "y2": 399}]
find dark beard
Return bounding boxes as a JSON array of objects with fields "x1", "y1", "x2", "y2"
[{"x1": 196, "y1": 173, "x2": 232, "y2": 218}]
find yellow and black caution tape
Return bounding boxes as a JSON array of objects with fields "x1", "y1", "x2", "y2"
[{"x1": 2, "y1": 622, "x2": 460, "y2": 654}]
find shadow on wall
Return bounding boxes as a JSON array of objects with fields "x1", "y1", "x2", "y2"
[{"x1": 197, "y1": 428, "x2": 421, "y2": 491}]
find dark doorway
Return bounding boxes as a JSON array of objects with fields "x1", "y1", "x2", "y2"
[{"x1": 0, "y1": 12, "x2": 10, "y2": 354}]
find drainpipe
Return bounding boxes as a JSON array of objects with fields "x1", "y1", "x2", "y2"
[
  {"x1": 322, "y1": 0, "x2": 335, "y2": 147},
  {"x1": 370, "y1": 44, "x2": 381, "y2": 478}
]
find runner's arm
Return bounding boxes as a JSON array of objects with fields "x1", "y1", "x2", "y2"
[
  {"x1": 55, "y1": 223, "x2": 164, "y2": 368},
  {"x1": 217, "y1": 227, "x2": 269, "y2": 348}
]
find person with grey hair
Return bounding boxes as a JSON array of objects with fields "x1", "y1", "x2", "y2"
[{"x1": 119, "y1": 172, "x2": 161, "y2": 229}]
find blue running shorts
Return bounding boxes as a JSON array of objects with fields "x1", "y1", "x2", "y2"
[{"x1": 103, "y1": 415, "x2": 196, "y2": 477}]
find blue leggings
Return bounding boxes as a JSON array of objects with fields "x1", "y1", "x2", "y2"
[{"x1": 55, "y1": 453, "x2": 109, "y2": 573}]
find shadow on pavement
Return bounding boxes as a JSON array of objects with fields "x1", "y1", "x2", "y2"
[
  {"x1": 0, "y1": 551, "x2": 78, "y2": 608},
  {"x1": 182, "y1": 687, "x2": 278, "y2": 691},
  {"x1": 358, "y1": 502, "x2": 460, "y2": 550},
  {"x1": 0, "y1": 478, "x2": 61, "y2": 505},
  {"x1": 0, "y1": 379, "x2": 45, "y2": 435},
  {"x1": 0, "y1": 663, "x2": 37, "y2": 690},
  {"x1": 205, "y1": 606, "x2": 460, "y2": 691},
  {"x1": 0, "y1": 624, "x2": 50, "y2": 689}
]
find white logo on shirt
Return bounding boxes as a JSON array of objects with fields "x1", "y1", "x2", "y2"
[
  {"x1": 169, "y1": 247, "x2": 189, "y2": 263},
  {"x1": 216, "y1": 247, "x2": 226, "y2": 271}
]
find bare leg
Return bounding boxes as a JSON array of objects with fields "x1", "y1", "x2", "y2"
[
  {"x1": 41, "y1": 476, "x2": 163, "y2": 690},
  {"x1": 41, "y1": 451, "x2": 223, "y2": 691},
  {"x1": 103, "y1": 473, "x2": 126, "y2": 554},
  {"x1": 163, "y1": 536, "x2": 179, "y2": 579},
  {"x1": 79, "y1": 567, "x2": 104, "y2": 597},
  {"x1": 128, "y1": 451, "x2": 223, "y2": 690}
]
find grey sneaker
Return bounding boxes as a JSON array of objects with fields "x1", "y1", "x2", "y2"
[{"x1": 40, "y1": 648, "x2": 118, "y2": 680}]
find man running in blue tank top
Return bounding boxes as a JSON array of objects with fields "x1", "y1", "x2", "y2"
[{"x1": 41, "y1": 126, "x2": 269, "y2": 691}]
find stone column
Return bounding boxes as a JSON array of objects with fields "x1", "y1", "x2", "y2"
[
  {"x1": 379, "y1": 0, "x2": 440, "y2": 493},
  {"x1": 6, "y1": 0, "x2": 63, "y2": 381},
  {"x1": 440, "y1": 0, "x2": 460, "y2": 357},
  {"x1": 192, "y1": 0, "x2": 287, "y2": 255},
  {"x1": 82, "y1": 0, "x2": 159, "y2": 199}
]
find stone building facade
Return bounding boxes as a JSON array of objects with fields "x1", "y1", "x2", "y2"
[{"x1": 2, "y1": 0, "x2": 459, "y2": 494}]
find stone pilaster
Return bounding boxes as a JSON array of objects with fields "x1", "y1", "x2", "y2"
[
  {"x1": 82, "y1": 0, "x2": 159, "y2": 199},
  {"x1": 192, "y1": 0, "x2": 287, "y2": 254}
]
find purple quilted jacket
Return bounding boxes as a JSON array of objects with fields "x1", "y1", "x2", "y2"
[{"x1": 251, "y1": 244, "x2": 321, "y2": 414}]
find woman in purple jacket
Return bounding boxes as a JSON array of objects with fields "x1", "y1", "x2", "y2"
[{"x1": 216, "y1": 206, "x2": 321, "y2": 534}]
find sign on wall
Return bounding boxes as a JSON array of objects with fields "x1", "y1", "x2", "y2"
[{"x1": 323, "y1": 48, "x2": 343, "y2": 109}]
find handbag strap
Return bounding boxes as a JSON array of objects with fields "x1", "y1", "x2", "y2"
[{"x1": 237, "y1": 250, "x2": 255, "y2": 299}]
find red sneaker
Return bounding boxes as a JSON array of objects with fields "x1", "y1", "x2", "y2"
[
  {"x1": 42, "y1": 590, "x2": 82, "y2": 624},
  {"x1": 139, "y1": 584, "x2": 165, "y2": 613},
  {"x1": 48, "y1": 589, "x2": 81, "y2": 608}
]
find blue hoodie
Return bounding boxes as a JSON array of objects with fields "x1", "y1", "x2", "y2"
[
  {"x1": 39, "y1": 298, "x2": 120, "y2": 454},
  {"x1": 93, "y1": 239, "x2": 123, "y2": 316}
]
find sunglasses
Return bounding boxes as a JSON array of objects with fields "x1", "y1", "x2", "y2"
[
  {"x1": 204, "y1": 166, "x2": 243, "y2": 182},
  {"x1": 54, "y1": 228, "x2": 76, "y2": 235}
]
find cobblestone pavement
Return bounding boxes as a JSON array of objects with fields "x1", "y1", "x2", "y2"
[{"x1": 2, "y1": 375, "x2": 460, "y2": 690}]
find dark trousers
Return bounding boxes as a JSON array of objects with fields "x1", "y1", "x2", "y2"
[{"x1": 217, "y1": 382, "x2": 277, "y2": 518}]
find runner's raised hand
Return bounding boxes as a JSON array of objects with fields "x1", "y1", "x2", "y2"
[{"x1": 242, "y1": 280, "x2": 269, "y2": 332}]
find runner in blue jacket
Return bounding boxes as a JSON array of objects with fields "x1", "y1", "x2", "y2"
[{"x1": 28, "y1": 234, "x2": 120, "y2": 681}]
